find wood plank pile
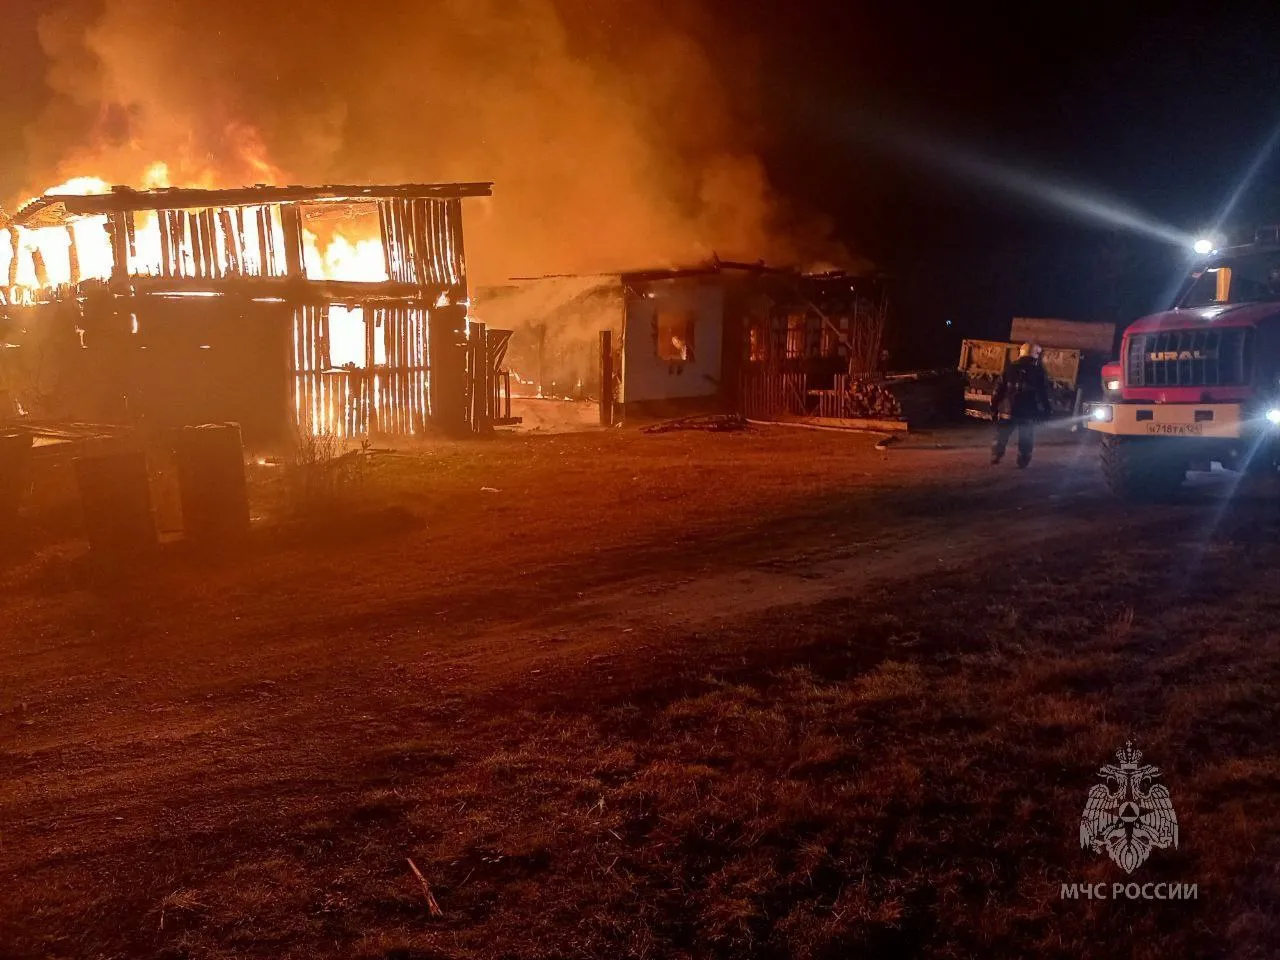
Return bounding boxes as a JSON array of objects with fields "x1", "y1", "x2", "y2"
[{"x1": 641, "y1": 413, "x2": 748, "y2": 434}]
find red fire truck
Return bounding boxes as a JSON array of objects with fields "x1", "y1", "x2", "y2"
[{"x1": 1086, "y1": 231, "x2": 1280, "y2": 498}]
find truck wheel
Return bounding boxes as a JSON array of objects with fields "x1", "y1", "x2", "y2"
[{"x1": 1100, "y1": 436, "x2": 1185, "y2": 500}]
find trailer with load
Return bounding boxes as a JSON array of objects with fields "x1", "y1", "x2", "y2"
[
  {"x1": 1085, "y1": 229, "x2": 1280, "y2": 498},
  {"x1": 960, "y1": 318, "x2": 1115, "y2": 421}
]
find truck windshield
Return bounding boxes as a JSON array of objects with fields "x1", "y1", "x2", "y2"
[{"x1": 1180, "y1": 250, "x2": 1280, "y2": 307}]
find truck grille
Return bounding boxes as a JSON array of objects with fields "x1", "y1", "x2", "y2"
[{"x1": 1126, "y1": 328, "x2": 1250, "y2": 387}]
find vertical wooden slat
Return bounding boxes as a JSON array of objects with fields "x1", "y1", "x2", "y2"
[
  {"x1": 411, "y1": 200, "x2": 430, "y2": 285},
  {"x1": 377, "y1": 202, "x2": 395, "y2": 284},
  {"x1": 307, "y1": 306, "x2": 316, "y2": 435},
  {"x1": 170, "y1": 212, "x2": 185, "y2": 278},
  {"x1": 398, "y1": 200, "x2": 416, "y2": 284},
  {"x1": 387, "y1": 307, "x2": 396, "y2": 435},
  {"x1": 260, "y1": 209, "x2": 274, "y2": 276},
  {"x1": 66, "y1": 225, "x2": 81, "y2": 286},
  {"x1": 414, "y1": 309, "x2": 425, "y2": 431},
  {"x1": 314, "y1": 306, "x2": 323, "y2": 433},
  {"x1": 220, "y1": 209, "x2": 240, "y2": 275},
  {"x1": 386, "y1": 203, "x2": 402, "y2": 284},
  {"x1": 378, "y1": 202, "x2": 392, "y2": 282},
  {"x1": 396, "y1": 308, "x2": 405, "y2": 433},
  {"x1": 292, "y1": 305, "x2": 303, "y2": 436},
  {"x1": 449, "y1": 199, "x2": 465, "y2": 286},
  {"x1": 124, "y1": 212, "x2": 137, "y2": 269},
  {"x1": 107, "y1": 212, "x2": 129, "y2": 283},
  {"x1": 599, "y1": 330, "x2": 613, "y2": 426},
  {"x1": 432, "y1": 200, "x2": 449, "y2": 285},
  {"x1": 299, "y1": 305, "x2": 309, "y2": 435},
  {"x1": 393, "y1": 307, "x2": 403, "y2": 434},
  {"x1": 403, "y1": 308, "x2": 412, "y2": 432},
  {"x1": 279, "y1": 205, "x2": 304, "y2": 278},
  {"x1": 158, "y1": 210, "x2": 172, "y2": 278},
  {"x1": 235, "y1": 207, "x2": 247, "y2": 275},
  {"x1": 186, "y1": 212, "x2": 203, "y2": 278},
  {"x1": 201, "y1": 210, "x2": 219, "y2": 279}
]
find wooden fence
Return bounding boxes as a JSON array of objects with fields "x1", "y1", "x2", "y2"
[{"x1": 740, "y1": 371, "x2": 809, "y2": 420}]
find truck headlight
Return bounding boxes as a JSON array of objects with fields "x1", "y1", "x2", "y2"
[
  {"x1": 1106, "y1": 379, "x2": 1121, "y2": 392},
  {"x1": 1092, "y1": 404, "x2": 1114, "y2": 423},
  {"x1": 1266, "y1": 408, "x2": 1280, "y2": 425}
]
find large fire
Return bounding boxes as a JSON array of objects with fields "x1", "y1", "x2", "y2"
[{"x1": 2, "y1": 163, "x2": 390, "y2": 300}]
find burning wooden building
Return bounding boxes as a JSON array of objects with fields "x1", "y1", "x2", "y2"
[
  {"x1": 477, "y1": 260, "x2": 891, "y2": 421},
  {"x1": 0, "y1": 182, "x2": 515, "y2": 447}
]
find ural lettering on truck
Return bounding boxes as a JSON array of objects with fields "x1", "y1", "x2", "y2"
[{"x1": 1085, "y1": 230, "x2": 1280, "y2": 499}]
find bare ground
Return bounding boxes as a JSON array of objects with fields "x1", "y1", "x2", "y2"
[{"x1": 3, "y1": 423, "x2": 1280, "y2": 959}]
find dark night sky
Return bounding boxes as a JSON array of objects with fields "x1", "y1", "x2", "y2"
[
  {"x1": 731, "y1": 1, "x2": 1280, "y2": 362},
  {"x1": 5, "y1": 2, "x2": 1280, "y2": 365}
]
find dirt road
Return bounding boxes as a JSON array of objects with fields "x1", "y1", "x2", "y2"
[{"x1": 3, "y1": 424, "x2": 1276, "y2": 958}]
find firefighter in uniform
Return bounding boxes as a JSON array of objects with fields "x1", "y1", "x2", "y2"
[{"x1": 991, "y1": 342, "x2": 1051, "y2": 467}]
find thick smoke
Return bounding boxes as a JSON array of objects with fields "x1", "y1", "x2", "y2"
[{"x1": 15, "y1": 0, "x2": 842, "y2": 283}]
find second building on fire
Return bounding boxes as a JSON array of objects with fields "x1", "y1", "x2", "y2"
[{"x1": 477, "y1": 259, "x2": 893, "y2": 421}]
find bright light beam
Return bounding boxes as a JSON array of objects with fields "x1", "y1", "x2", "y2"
[
  {"x1": 1153, "y1": 113, "x2": 1280, "y2": 312},
  {"x1": 1209, "y1": 116, "x2": 1280, "y2": 236},
  {"x1": 828, "y1": 109, "x2": 1196, "y2": 247}
]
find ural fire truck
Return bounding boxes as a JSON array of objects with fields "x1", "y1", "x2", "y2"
[{"x1": 1086, "y1": 231, "x2": 1280, "y2": 498}]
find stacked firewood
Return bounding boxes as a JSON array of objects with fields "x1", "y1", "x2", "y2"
[{"x1": 841, "y1": 379, "x2": 904, "y2": 419}]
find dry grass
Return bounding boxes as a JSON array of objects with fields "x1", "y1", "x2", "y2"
[
  {"x1": 3, "y1": 427, "x2": 1280, "y2": 958},
  {"x1": 284, "y1": 431, "x2": 371, "y2": 515}
]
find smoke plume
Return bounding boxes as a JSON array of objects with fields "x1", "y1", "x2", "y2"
[{"x1": 14, "y1": 0, "x2": 842, "y2": 283}]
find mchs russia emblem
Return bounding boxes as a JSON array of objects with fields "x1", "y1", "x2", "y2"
[{"x1": 1080, "y1": 741, "x2": 1179, "y2": 874}]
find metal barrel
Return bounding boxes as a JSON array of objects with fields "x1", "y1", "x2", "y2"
[
  {"x1": 73, "y1": 448, "x2": 157, "y2": 557},
  {"x1": 174, "y1": 423, "x2": 250, "y2": 545}
]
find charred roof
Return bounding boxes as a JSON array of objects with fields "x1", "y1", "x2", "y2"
[{"x1": 6, "y1": 182, "x2": 493, "y2": 229}]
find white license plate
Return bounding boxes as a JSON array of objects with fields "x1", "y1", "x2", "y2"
[{"x1": 1145, "y1": 422, "x2": 1203, "y2": 436}]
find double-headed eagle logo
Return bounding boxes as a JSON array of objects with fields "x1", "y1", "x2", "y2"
[{"x1": 1080, "y1": 741, "x2": 1179, "y2": 874}]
